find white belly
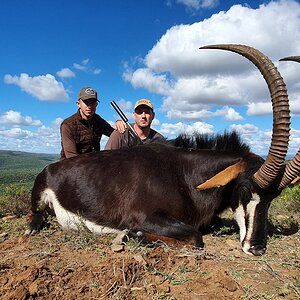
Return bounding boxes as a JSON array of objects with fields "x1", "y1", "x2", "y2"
[{"x1": 41, "y1": 188, "x2": 122, "y2": 235}]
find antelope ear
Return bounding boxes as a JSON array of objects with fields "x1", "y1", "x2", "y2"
[{"x1": 196, "y1": 161, "x2": 247, "y2": 190}]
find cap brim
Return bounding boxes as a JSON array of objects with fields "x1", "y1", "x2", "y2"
[{"x1": 134, "y1": 104, "x2": 153, "y2": 110}]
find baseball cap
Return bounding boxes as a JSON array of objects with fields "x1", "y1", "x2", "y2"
[
  {"x1": 134, "y1": 99, "x2": 154, "y2": 111},
  {"x1": 78, "y1": 87, "x2": 99, "y2": 102}
]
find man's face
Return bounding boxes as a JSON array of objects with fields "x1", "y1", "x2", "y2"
[
  {"x1": 134, "y1": 105, "x2": 154, "y2": 128},
  {"x1": 77, "y1": 99, "x2": 98, "y2": 119}
]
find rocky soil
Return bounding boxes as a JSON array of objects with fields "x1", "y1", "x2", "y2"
[{"x1": 0, "y1": 215, "x2": 299, "y2": 300}]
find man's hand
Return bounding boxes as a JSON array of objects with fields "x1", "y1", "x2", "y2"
[{"x1": 115, "y1": 120, "x2": 127, "y2": 133}]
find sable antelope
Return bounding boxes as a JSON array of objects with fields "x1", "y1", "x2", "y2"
[{"x1": 25, "y1": 45, "x2": 300, "y2": 256}]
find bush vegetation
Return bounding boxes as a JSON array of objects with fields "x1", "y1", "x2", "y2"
[{"x1": 0, "y1": 150, "x2": 58, "y2": 217}]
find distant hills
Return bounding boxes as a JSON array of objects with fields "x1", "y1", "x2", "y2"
[
  {"x1": 0, "y1": 150, "x2": 59, "y2": 187},
  {"x1": 0, "y1": 150, "x2": 59, "y2": 170},
  {"x1": 0, "y1": 149, "x2": 295, "y2": 170}
]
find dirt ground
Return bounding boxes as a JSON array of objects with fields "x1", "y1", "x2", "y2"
[{"x1": 0, "y1": 215, "x2": 299, "y2": 300}]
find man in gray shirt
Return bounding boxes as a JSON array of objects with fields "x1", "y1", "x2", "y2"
[{"x1": 105, "y1": 99, "x2": 165, "y2": 150}]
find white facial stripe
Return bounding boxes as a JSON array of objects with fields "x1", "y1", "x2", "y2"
[
  {"x1": 41, "y1": 189, "x2": 121, "y2": 235},
  {"x1": 234, "y1": 204, "x2": 246, "y2": 242},
  {"x1": 242, "y1": 193, "x2": 261, "y2": 253}
]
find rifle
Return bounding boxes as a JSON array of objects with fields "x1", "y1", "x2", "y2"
[{"x1": 110, "y1": 100, "x2": 141, "y2": 142}]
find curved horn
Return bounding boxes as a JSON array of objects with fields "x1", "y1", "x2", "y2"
[
  {"x1": 279, "y1": 56, "x2": 300, "y2": 63},
  {"x1": 199, "y1": 44, "x2": 290, "y2": 189},
  {"x1": 279, "y1": 150, "x2": 300, "y2": 189},
  {"x1": 278, "y1": 56, "x2": 300, "y2": 189}
]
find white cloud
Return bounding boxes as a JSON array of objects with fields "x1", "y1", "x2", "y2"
[
  {"x1": 0, "y1": 127, "x2": 33, "y2": 138},
  {"x1": 290, "y1": 98, "x2": 300, "y2": 116},
  {"x1": 151, "y1": 118, "x2": 161, "y2": 126},
  {"x1": 176, "y1": 0, "x2": 219, "y2": 10},
  {"x1": 289, "y1": 128, "x2": 300, "y2": 154},
  {"x1": 166, "y1": 106, "x2": 242, "y2": 121},
  {"x1": 229, "y1": 123, "x2": 268, "y2": 155},
  {"x1": 124, "y1": 0, "x2": 300, "y2": 124},
  {"x1": 73, "y1": 58, "x2": 101, "y2": 75},
  {"x1": 229, "y1": 122, "x2": 300, "y2": 156},
  {"x1": 123, "y1": 68, "x2": 170, "y2": 96},
  {"x1": 0, "y1": 121, "x2": 61, "y2": 154},
  {"x1": 0, "y1": 110, "x2": 62, "y2": 154},
  {"x1": 247, "y1": 102, "x2": 272, "y2": 116},
  {"x1": 73, "y1": 59, "x2": 89, "y2": 71},
  {"x1": 0, "y1": 110, "x2": 42, "y2": 126},
  {"x1": 4, "y1": 73, "x2": 69, "y2": 101},
  {"x1": 73, "y1": 63, "x2": 87, "y2": 71},
  {"x1": 160, "y1": 121, "x2": 214, "y2": 137},
  {"x1": 230, "y1": 123, "x2": 259, "y2": 136},
  {"x1": 278, "y1": 62, "x2": 300, "y2": 116},
  {"x1": 93, "y1": 68, "x2": 101, "y2": 75},
  {"x1": 215, "y1": 106, "x2": 243, "y2": 121},
  {"x1": 167, "y1": 109, "x2": 210, "y2": 120},
  {"x1": 115, "y1": 99, "x2": 133, "y2": 111},
  {"x1": 56, "y1": 68, "x2": 75, "y2": 78},
  {"x1": 51, "y1": 117, "x2": 63, "y2": 128}
]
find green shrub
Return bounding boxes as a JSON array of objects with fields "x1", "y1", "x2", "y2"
[
  {"x1": 0, "y1": 184, "x2": 31, "y2": 217},
  {"x1": 271, "y1": 185, "x2": 300, "y2": 215}
]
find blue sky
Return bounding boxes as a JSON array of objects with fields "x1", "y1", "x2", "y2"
[{"x1": 0, "y1": 0, "x2": 299, "y2": 156}]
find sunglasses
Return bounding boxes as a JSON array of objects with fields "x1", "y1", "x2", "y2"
[{"x1": 134, "y1": 107, "x2": 153, "y2": 115}]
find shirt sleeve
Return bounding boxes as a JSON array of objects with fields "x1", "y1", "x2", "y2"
[
  {"x1": 60, "y1": 123, "x2": 79, "y2": 158},
  {"x1": 104, "y1": 130, "x2": 126, "y2": 150},
  {"x1": 101, "y1": 118, "x2": 115, "y2": 137}
]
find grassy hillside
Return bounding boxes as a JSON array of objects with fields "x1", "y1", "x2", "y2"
[
  {"x1": 0, "y1": 150, "x2": 59, "y2": 188},
  {"x1": 0, "y1": 150, "x2": 59, "y2": 216},
  {"x1": 0, "y1": 150, "x2": 59, "y2": 170}
]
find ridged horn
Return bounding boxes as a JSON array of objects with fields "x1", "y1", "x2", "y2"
[
  {"x1": 199, "y1": 44, "x2": 290, "y2": 189},
  {"x1": 279, "y1": 150, "x2": 300, "y2": 189},
  {"x1": 278, "y1": 56, "x2": 300, "y2": 189},
  {"x1": 279, "y1": 56, "x2": 300, "y2": 63}
]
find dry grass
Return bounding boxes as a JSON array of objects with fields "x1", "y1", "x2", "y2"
[{"x1": 1, "y1": 214, "x2": 299, "y2": 299}]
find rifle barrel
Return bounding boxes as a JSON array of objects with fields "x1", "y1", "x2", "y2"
[
  {"x1": 111, "y1": 101, "x2": 128, "y2": 122},
  {"x1": 110, "y1": 100, "x2": 140, "y2": 140}
]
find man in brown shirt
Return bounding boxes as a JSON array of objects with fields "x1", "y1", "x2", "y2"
[
  {"x1": 105, "y1": 99, "x2": 165, "y2": 150},
  {"x1": 60, "y1": 87, "x2": 124, "y2": 159}
]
